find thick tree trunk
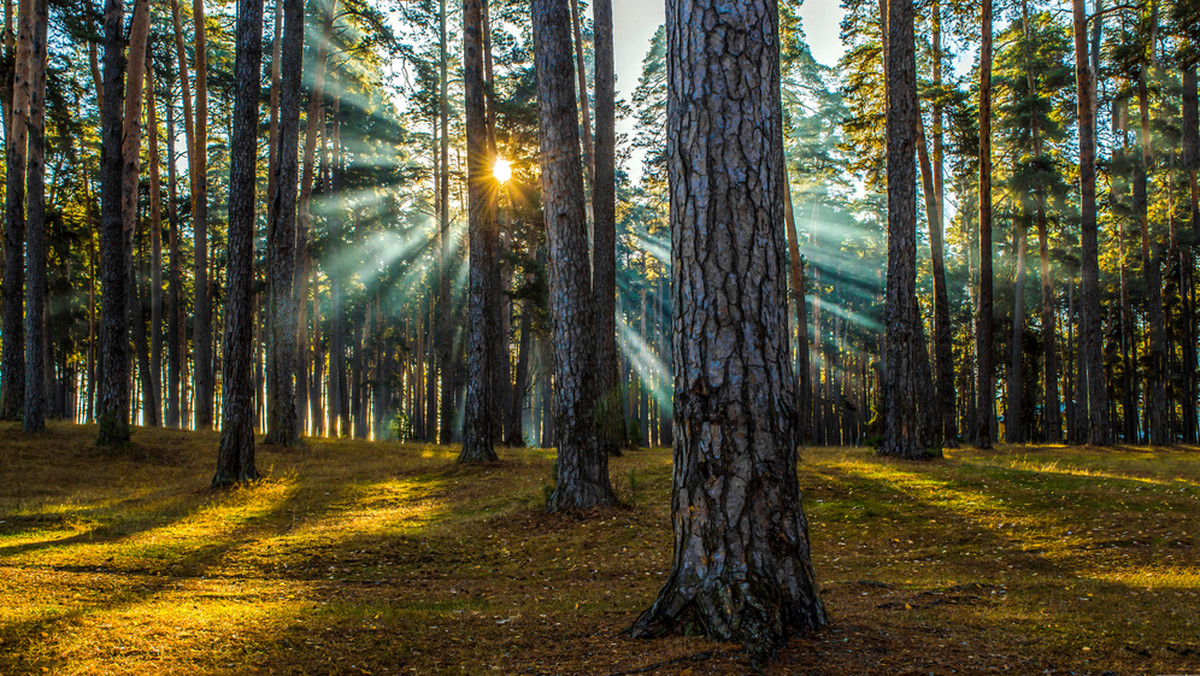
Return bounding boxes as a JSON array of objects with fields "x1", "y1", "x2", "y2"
[
  {"x1": 21, "y1": 0, "x2": 45, "y2": 433},
  {"x1": 96, "y1": 0, "x2": 129, "y2": 445},
  {"x1": 530, "y1": 0, "x2": 615, "y2": 511},
  {"x1": 917, "y1": 119, "x2": 953, "y2": 447},
  {"x1": 976, "y1": 0, "x2": 994, "y2": 449},
  {"x1": 192, "y1": 0, "x2": 212, "y2": 429},
  {"x1": 460, "y1": 0, "x2": 498, "y2": 463},
  {"x1": 214, "y1": 0, "x2": 263, "y2": 486},
  {"x1": 0, "y1": 0, "x2": 30, "y2": 422},
  {"x1": 264, "y1": 0, "x2": 303, "y2": 446},
  {"x1": 628, "y1": 0, "x2": 827, "y2": 654},
  {"x1": 880, "y1": 0, "x2": 936, "y2": 459},
  {"x1": 1072, "y1": 0, "x2": 1108, "y2": 445}
]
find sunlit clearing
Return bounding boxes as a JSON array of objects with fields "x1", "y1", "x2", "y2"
[{"x1": 493, "y1": 157, "x2": 512, "y2": 184}]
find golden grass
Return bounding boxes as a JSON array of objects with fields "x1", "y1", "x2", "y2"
[{"x1": 1, "y1": 423, "x2": 1198, "y2": 674}]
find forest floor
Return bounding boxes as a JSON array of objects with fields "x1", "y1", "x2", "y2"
[{"x1": 0, "y1": 423, "x2": 1197, "y2": 675}]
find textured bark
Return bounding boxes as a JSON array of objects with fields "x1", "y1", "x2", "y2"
[
  {"x1": 627, "y1": 0, "x2": 827, "y2": 657},
  {"x1": 917, "y1": 119, "x2": 953, "y2": 446},
  {"x1": 530, "y1": 0, "x2": 615, "y2": 511},
  {"x1": 264, "y1": 0, "x2": 303, "y2": 447},
  {"x1": 591, "y1": 0, "x2": 621, "y2": 449},
  {"x1": 460, "y1": 0, "x2": 498, "y2": 463},
  {"x1": 976, "y1": 0, "x2": 994, "y2": 449},
  {"x1": 214, "y1": 0, "x2": 263, "y2": 486},
  {"x1": 1072, "y1": 0, "x2": 1108, "y2": 445},
  {"x1": 96, "y1": 0, "x2": 129, "y2": 445},
  {"x1": 929, "y1": 0, "x2": 954, "y2": 445},
  {"x1": 880, "y1": 0, "x2": 935, "y2": 459},
  {"x1": 192, "y1": 0, "x2": 212, "y2": 429},
  {"x1": 121, "y1": 0, "x2": 151, "y2": 427},
  {"x1": 147, "y1": 52, "x2": 163, "y2": 428},
  {"x1": 0, "y1": 0, "x2": 29, "y2": 422},
  {"x1": 21, "y1": 0, "x2": 45, "y2": 433}
]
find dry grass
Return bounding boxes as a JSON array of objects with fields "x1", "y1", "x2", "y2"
[{"x1": 1, "y1": 422, "x2": 1198, "y2": 674}]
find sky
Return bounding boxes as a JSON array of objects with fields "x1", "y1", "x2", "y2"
[{"x1": 611, "y1": 0, "x2": 848, "y2": 175}]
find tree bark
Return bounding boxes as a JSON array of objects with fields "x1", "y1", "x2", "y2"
[
  {"x1": 976, "y1": 0, "x2": 995, "y2": 449},
  {"x1": 0, "y1": 0, "x2": 29, "y2": 422},
  {"x1": 264, "y1": 0, "x2": 303, "y2": 446},
  {"x1": 591, "y1": 0, "x2": 622, "y2": 450},
  {"x1": 147, "y1": 49, "x2": 163, "y2": 428},
  {"x1": 1008, "y1": 223, "x2": 1027, "y2": 442},
  {"x1": 1072, "y1": 0, "x2": 1108, "y2": 445},
  {"x1": 628, "y1": 0, "x2": 827, "y2": 655},
  {"x1": 530, "y1": 0, "x2": 615, "y2": 511},
  {"x1": 437, "y1": 0, "x2": 454, "y2": 444},
  {"x1": 21, "y1": 0, "x2": 45, "y2": 433},
  {"x1": 121, "y1": 0, "x2": 151, "y2": 427},
  {"x1": 880, "y1": 0, "x2": 936, "y2": 459},
  {"x1": 569, "y1": 0, "x2": 593, "y2": 180},
  {"x1": 1136, "y1": 67, "x2": 1168, "y2": 445},
  {"x1": 166, "y1": 75, "x2": 183, "y2": 428},
  {"x1": 96, "y1": 0, "x2": 129, "y2": 445},
  {"x1": 192, "y1": 0, "x2": 212, "y2": 429},
  {"x1": 214, "y1": 0, "x2": 264, "y2": 486},
  {"x1": 783, "y1": 179, "x2": 810, "y2": 444},
  {"x1": 460, "y1": 0, "x2": 498, "y2": 463}
]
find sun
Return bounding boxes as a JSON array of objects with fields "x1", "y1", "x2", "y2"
[{"x1": 493, "y1": 157, "x2": 512, "y2": 184}]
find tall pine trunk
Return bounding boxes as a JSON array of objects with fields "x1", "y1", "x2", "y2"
[
  {"x1": 147, "y1": 50, "x2": 163, "y2": 427},
  {"x1": 1136, "y1": 68, "x2": 1168, "y2": 445},
  {"x1": 264, "y1": 0, "x2": 303, "y2": 446},
  {"x1": 96, "y1": 0, "x2": 129, "y2": 445},
  {"x1": 0, "y1": 0, "x2": 30, "y2": 422},
  {"x1": 592, "y1": 0, "x2": 621, "y2": 449},
  {"x1": 1072, "y1": 0, "x2": 1108, "y2": 445},
  {"x1": 1181, "y1": 65, "x2": 1198, "y2": 442},
  {"x1": 214, "y1": 0, "x2": 264, "y2": 486},
  {"x1": 21, "y1": 0, "x2": 46, "y2": 433},
  {"x1": 530, "y1": 0, "x2": 615, "y2": 511},
  {"x1": 976, "y1": 0, "x2": 995, "y2": 449},
  {"x1": 192, "y1": 0, "x2": 212, "y2": 429},
  {"x1": 627, "y1": 0, "x2": 827, "y2": 653},
  {"x1": 460, "y1": 0, "x2": 498, "y2": 463}
]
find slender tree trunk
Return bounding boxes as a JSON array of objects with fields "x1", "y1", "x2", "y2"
[
  {"x1": 264, "y1": 0, "x2": 303, "y2": 446},
  {"x1": 460, "y1": 0, "x2": 498, "y2": 462},
  {"x1": 569, "y1": 0, "x2": 593, "y2": 180},
  {"x1": 1182, "y1": 64, "x2": 1198, "y2": 443},
  {"x1": 530, "y1": 0, "x2": 615, "y2": 511},
  {"x1": 1008, "y1": 223, "x2": 1027, "y2": 442},
  {"x1": 146, "y1": 51, "x2": 163, "y2": 428},
  {"x1": 1072, "y1": 0, "x2": 1108, "y2": 445},
  {"x1": 976, "y1": 0, "x2": 995, "y2": 449},
  {"x1": 121, "y1": 0, "x2": 152, "y2": 427},
  {"x1": 507, "y1": 302, "x2": 530, "y2": 446},
  {"x1": 0, "y1": 0, "x2": 30, "y2": 422},
  {"x1": 214, "y1": 0, "x2": 263, "y2": 486},
  {"x1": 166, "y1": 78, "x2": 183, "y2": 428},
  {"x1": 97, "y1": 0, "x2": 129, "y2": 445},
  {"x1": 592, "y1": 0, "x2": 621, "y2": 450},
  {"x1": 1136, "y1": 67, "x2": 1168, "y2": 445},
  {"x1": 192, "y1": 0, "x2": 212, "y2": 429},
  {"x1": 21, "y1": 0, "x2": 45, "y2": 432},
  {"x1": 437, "y1": 0, "x2": 454, "y2": 444},
  {"x1": 929, "y1": 0, "x2": 954, "y2": 444},
  {"x1": 783, "y1": 179, "x2": 810, "y2": 443},
  {"x1": 628, "y1": 0, "x2": 827, "y2": 653}
]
